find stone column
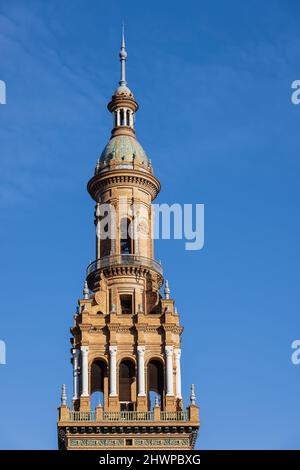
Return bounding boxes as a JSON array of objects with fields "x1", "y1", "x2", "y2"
[
  {"x1": 116, "y1": 109, "x2": 120, "y2": 126},
  {"x1": 109, "y1": 346, "x2": 118, "y2": 396},
  {"x1": 174, "y1": 349, "x2": 182, "y2": 399},
  {"x1": 165, "y1": 346, "x2": 174, "y2": 396},
  {"x1": 95, "y1": 203, "x2": 101, "y2": 259},
  {"x1": 133, "y1": 214, "x2": 139, "y2": 255},
  {"x1": 137, "y1": 346, "x2": 146, "y2": 396},
  {"x1": 80, "y1": 346, "x2": 89, "y2": 397},
  {"x1": 72, "y1": 348, "x2": 80, "y2": 400}
]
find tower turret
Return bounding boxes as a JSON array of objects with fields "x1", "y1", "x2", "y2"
[{"x1": 57, "y1": 30, "x2": 200, "y2": 451}]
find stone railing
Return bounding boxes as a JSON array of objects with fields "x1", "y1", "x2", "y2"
[
  {"x1": 69, "y1": 411, "x2": 96, "y2": 421},
  {"x1": 160, "y1": 411, "x2": 189, "y2": 421},
  {"x1": 103, "y1": 411, "x2": 154, "y2": 421},
  {"x1": 68, "y1": 410, "x2": 189, "y2": 422},
  {"x1": 87, "y1": 254, "x2": 163, "y2": 277}
]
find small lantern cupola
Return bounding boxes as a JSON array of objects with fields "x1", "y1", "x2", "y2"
[{"x1": 107, "y1": 27, "x2": 139, "y2": 138}]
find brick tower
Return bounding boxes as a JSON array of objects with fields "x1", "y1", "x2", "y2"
[{"x1": 57, "y1": 30, "x2": 200, "y2": 450}]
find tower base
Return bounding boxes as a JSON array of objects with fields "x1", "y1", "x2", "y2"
[{"x1": 58, "y1": 423, "x2": 198, "y2": 450}]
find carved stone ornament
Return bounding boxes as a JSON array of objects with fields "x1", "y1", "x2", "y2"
[{"x1": 94, "y1": 290, "x2": 106, "y2": 312}]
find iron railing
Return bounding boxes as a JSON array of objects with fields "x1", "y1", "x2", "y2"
[{"x1": 87, "y1": 254, "x2": 163, "y2": 277}]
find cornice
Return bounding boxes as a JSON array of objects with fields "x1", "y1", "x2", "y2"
[
  {"x1": 163, "y1": 325, "x2": 184, "y2": 335},
  {"x1": 89, "y1": 265, "x2": 163, "y2": 290},
  {"x1": 87, "y1": 169, "x2": 160, "y2": 201}
]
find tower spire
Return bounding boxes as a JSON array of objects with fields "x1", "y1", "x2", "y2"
[{"x1": 119, "y1": 23, "x2": 127, "y2": 87}]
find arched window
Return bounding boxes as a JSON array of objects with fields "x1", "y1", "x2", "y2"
[
  {"x1": 120, "y1": 218, "x2": 133, "y2": 254},
  {"x1": 100, "y1": 223, "x2": 111, "y2": 257},
  {"x1": 147, "y1": 359, "x2": 164, "y2": 410},
  {"x1": 99, "y1": 205, "x2": 115, "y2": 257},
  {"x1": 119, "y1": 359, "x2": 135, "y2": 409},
  {"x1": 90, "y1": 359, "x2": 107, "y2": 409}
]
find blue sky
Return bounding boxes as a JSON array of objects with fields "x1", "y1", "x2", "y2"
[{"x1": 0, "y1": 0, "x2": 300, "y2": 449}]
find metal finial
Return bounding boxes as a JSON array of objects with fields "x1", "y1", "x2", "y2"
[
  {"x1": 119, "y1": 23, "x2": 127, "y2": 86},
  {"x1": 61, "y1": 384, "x2": 67, "y2": 406},
  {"x1": 164, "y1": 279, "x2": 170, "y2": 300},
  {"x1": 190, "y1": 384, "x2": 196, "y2": 405},
  {"x1": 83, "y1": 280, "x2": 89, "y2": 300}
]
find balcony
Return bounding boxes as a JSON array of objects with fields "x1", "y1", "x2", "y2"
[
  {"x1": 58, "y1": 408, "x2": 199, "y2": 450},
  {"x1": 68, "y1": 410, "x2": 190, "y2": 422},
  {"x1": 86, "y1": 254, "x2": 163, "y2": 277}
]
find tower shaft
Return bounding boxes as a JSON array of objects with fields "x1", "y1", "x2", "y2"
[{"x1": 57, "y1": 31, "x2": 199, "y2": 451}]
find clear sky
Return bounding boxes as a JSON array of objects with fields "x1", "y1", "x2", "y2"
[{"x1": 0, "y1": 0, "x2": 300, "y2": 450}]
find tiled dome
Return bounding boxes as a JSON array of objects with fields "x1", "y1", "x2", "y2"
[
  {"x1": 100, "y1": 135, "x2": 148, "y2": 165},
  {"x1": 114, "y1": 85, "x2": 134, "y2": 98}
]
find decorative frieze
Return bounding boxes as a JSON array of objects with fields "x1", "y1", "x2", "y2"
[
  {"x1": 67, "y1": 436, "x2": 190, "y2": 448},
  {"x1": 69, "y1": 438, "x2": 124, "y2": 447},
  {"x1": 134, "y1": 438, "x2": 190, "y2": 447}
]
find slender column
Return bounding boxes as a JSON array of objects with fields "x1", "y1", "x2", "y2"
[
  {"x1": 133, "y1": 214, "x2": 139, "y2": 255},
  {"x1": 96, "y1": 218, "x2": 100, "y2": 259},
  {"x1": 149, "y1": 206, "x2": 154, "y2": 258},
  {"x1": 130, "y1": 111, "x2": 134, "y2": 128},
  {"x1": 137, "y1": 346, "x2": 146, "y2": 396},
  {"x1": 109, "y1": 202, "x2": 117, "y2": 255},
  {"x1": 72, "y1": 349, "x2": 80, "y2": 399},
  {"x1": 80, "y1": 346, "x2": 89, "y2": 397},
  {"x1": 116, "y1": 109, "x2": 120, "y2": 126},
  {"x1": 165, "y1": 346, "x2": 174, "y2": 396},
  {"x1": 174, "y1": 349, "x2": 182, "y2": 399},
  {"x1": 95, "y1": 203, "x2": 101, "y2": 259},
  {"x1": 109, "y1": 346, "x2": 118, "y2": 396}
]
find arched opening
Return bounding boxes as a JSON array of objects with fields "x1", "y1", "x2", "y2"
[
  {"x1": 119, "y1": 359, "x2": 135, "y2": 410},
  {"x1": 90, "y1": 359, "x2": 107, "y2": 409},
  {"x1": 147, "y1": 359, "x2": 164, "y2": 410},
  {"x1": 126, "y1": 109, "x2": 130, "y2": 126},
  {"x1": 99, "y1": 206, "x2": 115, "y2": 258},
  {"x1": 120, "y1": 218, "x2": 133, "y2": 254},
  {"x1": 120, "y1": 294, "x2": 133, "y2": 315},
  {"x1": 120, "y1": 109, "x2": 125, "y2": 126},
  {"x1": 100, "y1": 222, "x2": 111, "y2": 257}
]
